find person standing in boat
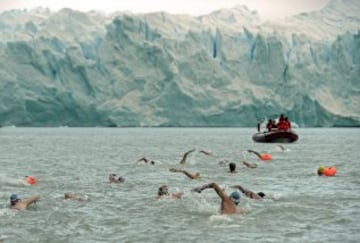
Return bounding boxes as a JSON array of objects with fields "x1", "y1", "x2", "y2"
[
  {"x1": 266, "y1": 119, "x2": 273, "y2": 132},
  {"x1": 284, "y1": 117, "x2": 291, "y2": 131},
  {"x1": 277, "y1": 114, "x2": 285, "y2": 129},
  {"x1": 278, "y1": 116, "x2": 291, "y2": 131}
]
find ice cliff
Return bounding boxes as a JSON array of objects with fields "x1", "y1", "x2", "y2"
[{"x1": 0, "y1": 0, "x2": 359, "y2": 127}]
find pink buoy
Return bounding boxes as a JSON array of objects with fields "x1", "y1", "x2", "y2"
[
  {"x1": 25, "y1": 175, "x2": 37, "y2": 185},
  {"x1": 261, "y1": 153, "x2": 272, "y2": 161},
  {"x1": 323, "y1": 167, "x2": 337, "y2": 176}
]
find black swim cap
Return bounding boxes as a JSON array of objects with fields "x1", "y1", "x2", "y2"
[{"x1": 257, "y1": 192, "x2": 265, "y2": 198}]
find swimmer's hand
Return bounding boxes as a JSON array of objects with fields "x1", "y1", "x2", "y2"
[
  {"x1": 172, "y1": 192, "x2": 183, "y2": 199},
  {"x1": 192, "y1": 187, "x2": 203, "y2": 193},
  {"x1": 169, "y1": 168, "x2": 181, "y2": 173},
  {"x1": 192, "y1": 184, "x2": 210, "y2": 193}
]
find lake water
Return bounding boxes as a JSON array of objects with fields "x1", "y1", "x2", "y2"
[{"x1": 0, "y1": 127, "x2": 359, "y2": 242}]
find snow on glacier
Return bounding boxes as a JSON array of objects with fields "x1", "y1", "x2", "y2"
[{"x1": 0, "y1": 0, "x2": 359, "y2": 127}]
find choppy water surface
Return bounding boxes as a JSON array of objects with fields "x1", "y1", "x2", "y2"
[{"x1": 0, "y1": 127, "x2": 359, "y2": 242}]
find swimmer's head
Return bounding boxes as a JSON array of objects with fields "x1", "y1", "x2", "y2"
[
  {"x1": 257, "y1": 192, "x2": 266, "y2": 198},
  {"x1": 229, "y1": 163, "x2": 236, "y2": 172},
  {"x1": 158, "y1": 185, "x2": 169, "y2": 196},
  {"x1": 229, "y1": 191, "x2": 240, "y2": 205},
  {"x1": 151, "y1": 161, "x2": 155, "y2": 165},
  {"x1": 10, "y1": 194, "x2": 20, "y2": 205},
  {"x1": 317, "y1": 166, "x2": 325, "y2": 176},
  {"x1": 118, "y1": 177, "x2": 125, "y2": 183}
]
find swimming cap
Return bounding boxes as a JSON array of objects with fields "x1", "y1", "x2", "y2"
[
  {"x1": 317, "y1": 166, "x2": 325, "y2": 175},
  {"x1": 257, "y1": 192, "x2": 266, "y2": 198},
  {"x1": 10, "y1": 194, "x2": 20, "y2": 202},
  {"x1": 158, "y1": 185, "x2": 169, "y2": 196},
  {"x1": 230, "y1": 191, "x2": 240, "y2": 205}
]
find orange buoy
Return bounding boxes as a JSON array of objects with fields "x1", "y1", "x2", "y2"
[
  {"x1": 323, "y1": 167, "x2": 337, "y2": 176},
  {"x1": 261, "y1": 153, "x2": 272, "y2": 161},
  {"x1": 25, "y1": 175, "x2": 37, "y2": 185}
]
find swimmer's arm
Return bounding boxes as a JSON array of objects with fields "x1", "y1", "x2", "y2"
[
  {"x1": 169, "y1": 168, "x2": 182, "y2": 173},
  {"x1": 232, "y1": 185, "x2": 246, "y2": 193},
  {"x1": 232, "y1": 185, "x2": 256, "y2": 198},
  {"x1": 182, "y1": 170, "x2": 196, "y2": 179},
  {"x1": 22, "y1": 195, "x2": 40, "y2": 206},
  {"x1": 192, "y1": 183, "x2": 226, "y2": 198},
  {"x1": 209, "y1": 183, "x2": 228, "y2": 200},
  {"x1": 171, "y1": 192, "x2": 183, "y2": 199},
  {"x1": 192, "y1": 183, "x2": 211, "y2": 193},
  {"x1": 247, "y1": 150, "x2": 261, "y2": 159},
  {"x1": 242, "y1": 161, "x2": 257, "y2": 168}
]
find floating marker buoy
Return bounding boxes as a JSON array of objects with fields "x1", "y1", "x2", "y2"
[
  {"x1": 323, "y1": 167, "x2": 337, "y2": 176},
  {"x1": 261, "y1": 154, "x2": 272, "y2": 161},
  {"x1": 25, "y1": 175, "x2": 37, "y2": 185}
]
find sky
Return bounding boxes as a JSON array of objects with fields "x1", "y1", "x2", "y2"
[{"x1": 0, "y1": 0, "x2": 330, "y2": 19}]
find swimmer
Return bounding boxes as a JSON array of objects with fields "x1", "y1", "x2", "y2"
[
  {"x1": 229, "y1": 162, "x2": 237, "y2": 173},
  {"x1": 242, "y1": 161, "x2": 258, "y2": 168},
  {"x1": 157, "y1": 184, "x2": 183, "y2": 199},
  {"x1": 169, "y1": 168, "x2": 200, "y2": 179},
  {"x1": 137, "y1": 157, "x2": 155, "y2": 165},
  {"x1": 317, "y1": 165, "x2": 337, "y2": 176},
  {"x1": 192, "y1": 182, "x2": 244, "y2": 214},
  {"x1": 232, "y1": 185, "x2": 265, "y2": 200},
  {"x1": 64, "y1": 192, "x2": 90, "y2": 202},
  {"x1": 24, "y1": 175, "x2": 37, "y2": 185},
  {"x1": 180, "y1": 149, "x2": 196, "y2": 164},
  {"x1": 247, "y1": 150, "x2": 272, "y2": 160},
  {"x1": 109, "y1": 174, "x2": 125, "y2": 184},
  {"x1": 199, "y1": 150, "x2": 212, "y2": 156},
  {"x1": 10, "y1": 194, "x2": 40, "y2": 210},
  {"x1": 317, "y1": 165, "x2": 325, "y2": 175}
]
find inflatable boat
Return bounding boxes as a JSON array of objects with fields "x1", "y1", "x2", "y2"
[{"x1": 252, "y1": 130, "x2": 298, "y2": 143}]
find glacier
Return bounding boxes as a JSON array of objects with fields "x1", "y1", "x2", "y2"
[{"x1": 0, "y1": 0, "x2": 359, "y2": 127}]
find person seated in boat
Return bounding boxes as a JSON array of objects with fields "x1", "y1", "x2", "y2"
[
  {"x1": 284, "y1": 117, "x2": 291, "y2": 131},
  {"x1": 278, "y1": 116, "x2": 291, "y2": 131},
  {"x1": 10, "y1": 194, "x2": 40, "y2": 210},
  {"x1": 231, "y1": 185, "x2": 265, "y2": 200},
  {"x1": 266, "y1": 119, "x2": 273, "y2": 132},
  {"x1": 109, "y1": 174, "x2": 125, "y2": 183},
  {"x1": 169, "y1": 168, "x2": 200, "y2": 179},
  {"x1": 271, "y1": 119, "x2": 277, "y2": 129},
  {"x1": 157, "y1": 184, "x2": 183, "y2": 199},
  {"x1": 278, "y1": 114, "x2": 285, "y2": 124},
  {"x1": 192, "y1": 182, "x2": 244, "y2": 214}
]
